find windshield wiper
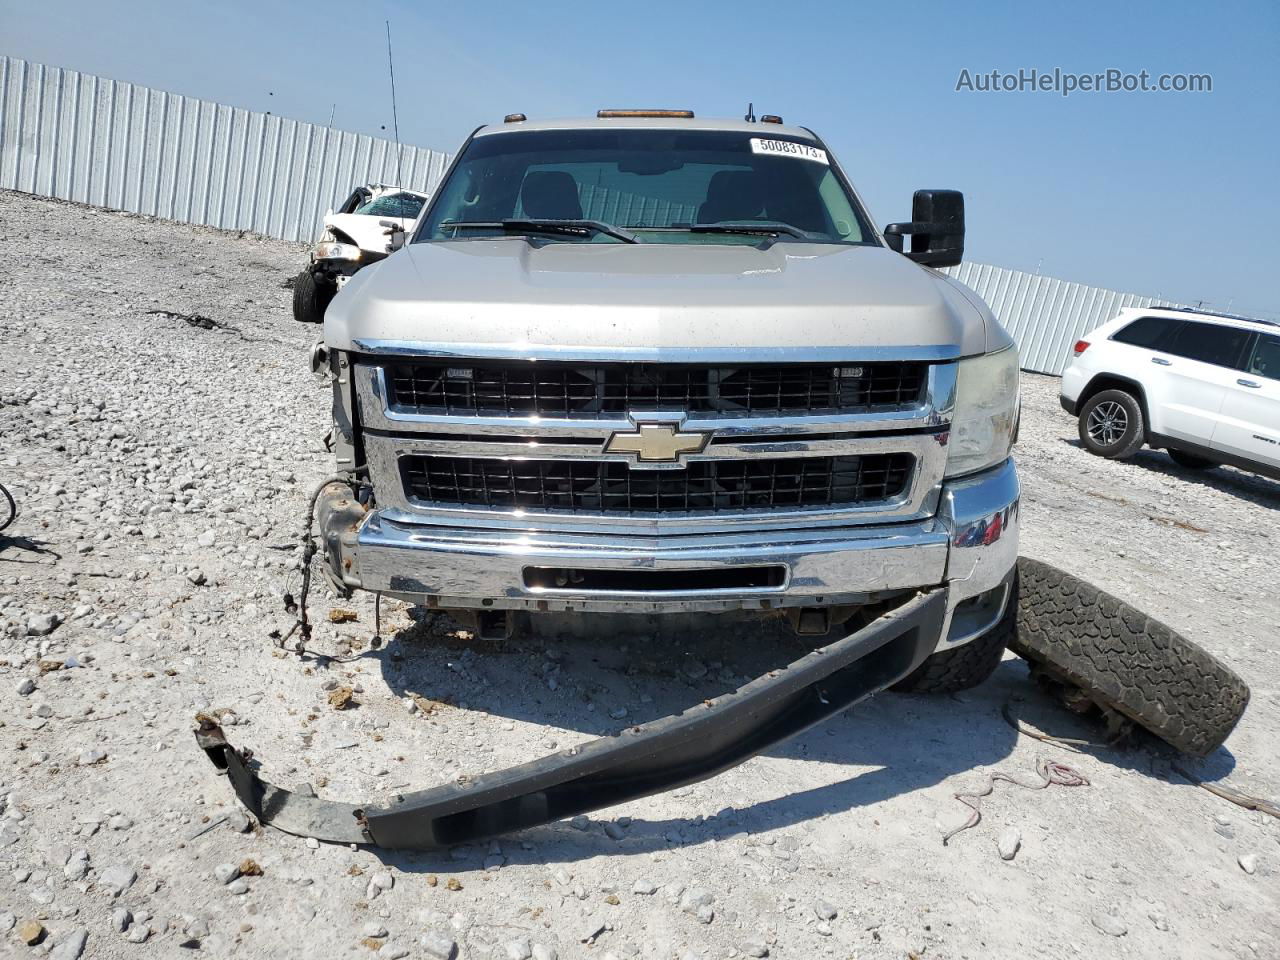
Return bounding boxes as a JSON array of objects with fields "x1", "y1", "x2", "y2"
[
  {"x1": 689, "y1": 222, "x2": 821, "y2": 241},
  {"x1": 442, "y1": 219, "x2": 638, "y2": 244}
]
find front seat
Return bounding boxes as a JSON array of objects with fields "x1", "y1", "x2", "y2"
[
  {"x1": 520, "y1": 171, "x2": 583, "y2": 220},
  {"x1": 696, "y1": 170, "x2": 764, "y2": 224}
]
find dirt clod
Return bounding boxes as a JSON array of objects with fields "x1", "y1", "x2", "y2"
[{"x1": 328, "y1": 686, "x2": 356, "y2": 710}]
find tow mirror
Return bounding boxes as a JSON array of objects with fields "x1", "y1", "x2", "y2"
[
  {"x1": 883, "y1": 189, "x2": 964, "y2": 268},
  {"x1": 380, "y1": 220, "x2": 407, "y2": 252}
]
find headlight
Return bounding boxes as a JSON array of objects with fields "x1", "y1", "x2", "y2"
[
  {"x1": 945, "y1": 347, "x2": 1020, "y2": 478},
  {"x1": 313, "y1": 241, "x2": 362, "y2": 262}
]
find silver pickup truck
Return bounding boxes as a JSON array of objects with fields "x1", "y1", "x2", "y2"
[{"x1": 203, "y1": 111, "x2": 1022, "y2": 849}]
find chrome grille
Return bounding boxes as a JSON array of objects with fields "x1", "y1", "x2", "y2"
[
  {"x1": 384, "y1": 361, "x2": 928, "y2": 418},
  {"x1": 400, "y1": 453, "x2": 914, "y2": 515}
]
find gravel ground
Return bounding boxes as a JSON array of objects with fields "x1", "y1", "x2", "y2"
[{"x1": 1, "y1": 190, "x2": 1277, "y2": 960}]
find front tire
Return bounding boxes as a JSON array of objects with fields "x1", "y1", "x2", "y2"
[
  {"x1": 1167, "y1": 448, "x2": 1220, "y2": 470},
  {"x1": 891, "y1": 577, "x2": 1017, "y2": 694},
  {"x1": 1078, "y1": 389, "x2": 1145, "y2": 459},
  {"x1": 292, "y1": 268, "x2": 335, "y2": 324}
]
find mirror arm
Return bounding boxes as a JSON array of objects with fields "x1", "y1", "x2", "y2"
[{"x1": 883, "y1": 221, "x2": 935, "y2": 256}]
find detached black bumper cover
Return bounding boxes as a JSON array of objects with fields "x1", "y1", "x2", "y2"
[{"x1": 197, "y1": 589, "x2": 946, "y2": 850}]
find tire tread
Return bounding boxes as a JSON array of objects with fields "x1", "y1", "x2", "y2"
[{"x1": 1010, "y1": 557, "x2": 1249, "y2": 756}]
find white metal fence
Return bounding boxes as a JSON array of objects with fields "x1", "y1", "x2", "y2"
[
  {"x1": 942, "y1": 262, "x2": 1178, "y2": 375},
  {"x1": 2, "y1": 55, "x2": 1186, "y2": 374},
  {"x1": 0, "y1": 56, "x2": 453, "y2": 243}
]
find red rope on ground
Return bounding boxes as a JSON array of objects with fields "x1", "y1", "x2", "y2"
[{"x1": 942, "y1": 757, "x2": 1090, "y2": 845}]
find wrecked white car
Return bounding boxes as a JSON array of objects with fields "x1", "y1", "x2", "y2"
[{"x1": 291, "y1": 184, "x2": 429, "y2": 325}]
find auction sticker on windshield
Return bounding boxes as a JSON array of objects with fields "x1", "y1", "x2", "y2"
[{"x1": 749, "y1": 138, "x2": 828, "y2": 164}]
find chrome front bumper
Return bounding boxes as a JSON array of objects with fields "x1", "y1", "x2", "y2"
[{"x1": 320, "y1": 458, "x2": 1018, "y2": 650}]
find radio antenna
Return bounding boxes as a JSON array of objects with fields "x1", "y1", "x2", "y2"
[
  {"x1": 385, "y1": 20, "x2": 405, "y2": 188},
  {"x1": 744, "y1": 101, "x2": 756, "y2": 122}
]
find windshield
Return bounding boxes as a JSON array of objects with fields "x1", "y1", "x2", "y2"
[
  {"x1": 355, "y1": 192, "x2": 427, "y2": 219},
  {"x1": 416, "y1": 129, "x2": 874, "y2": 245}
]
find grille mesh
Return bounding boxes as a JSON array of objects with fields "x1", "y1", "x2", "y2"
[
  {"x1": 400, "y1": 454, "x2": 914, "y2": 515},
  {"x1": 384, "y1": 361, "x2": 927, "y2": 417}
]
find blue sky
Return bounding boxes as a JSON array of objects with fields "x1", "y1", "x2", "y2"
[{"x1": 4, "y1": 0, "x2": 1277, "y2": 315}]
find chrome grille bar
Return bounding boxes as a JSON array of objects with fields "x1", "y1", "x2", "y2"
[{"x1": 384, "y1": 360, "x2": 927, "y2": 418}]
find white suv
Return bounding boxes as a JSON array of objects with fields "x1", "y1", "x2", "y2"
[{"x1": 1060, "y1": 306, "x2": 1280, "y2": 479}]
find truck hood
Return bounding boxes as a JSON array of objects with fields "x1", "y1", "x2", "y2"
[{"x1": 325, "y1": 239, "x2": 1000, "y2": 359}]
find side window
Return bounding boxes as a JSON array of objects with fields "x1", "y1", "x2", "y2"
[
  {"x1": 1165, "y1": 321, "x2": 1253, "y2": 369},
  {"x1": 1111, "y1": 316, "x2": 1180, "y2": 349},
  {"x1": 1247, "y1": 334, "x2": 1280, "y2": 381}
]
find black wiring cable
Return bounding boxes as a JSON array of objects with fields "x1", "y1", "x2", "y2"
[{"x1": 279, "y1": 468, "x2": 368, "y2": 659}]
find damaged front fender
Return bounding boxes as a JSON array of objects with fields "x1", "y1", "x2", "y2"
[{"x1": 197, "y1": 588, "x2": 946, "y2": 850}]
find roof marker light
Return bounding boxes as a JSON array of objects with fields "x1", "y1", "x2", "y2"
[{"x1": 597, "y1": 109, "x2": 695, "y2": 118}]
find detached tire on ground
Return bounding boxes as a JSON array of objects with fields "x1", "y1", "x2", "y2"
[
  {"x1": 292, "y1": 268, "x2": 335, "y2": 324},
  {"x1": 1078, "y1": 388, "x2": 1146, "y2": 459},
  {"x1": 891, "y1": 577, "x2": 1017, "y2": 694},
  {"x1": 1011, "y1": 557, "x2": 1249, "y2": 757}
]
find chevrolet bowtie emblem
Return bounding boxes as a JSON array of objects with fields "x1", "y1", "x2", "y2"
[{"x1": 605, "y1": 423, "x2": 711, "y2": 463}]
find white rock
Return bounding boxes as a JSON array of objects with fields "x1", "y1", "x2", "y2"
[
  {"x1": 27, "y1": 613, "x2": 61, "y2": 636},
  {"x1": 680, "y1": 887, "x2": 713, "y2": 914},
  {"x1": 378, "y1": 945, "x2": 409, "y2": 959},
  {"x1": 126, "y1": 925, "x2": 150, "y2": 944},
  {"x1": 420, "y1": 930, "x2": 457, "y2": 960},
  {"x1": 227, "y1": 878, "x2": 249, "y2": 895},
  {"x1": 50, "y1": 929, "x2": 88, "y2": 960},
  {"x1": 1238, "y1": 853, "x2": 1258, "y2": 875},
  {"x1": 997, "y1": 827, "x2": 1022, "y2": 861},
  {"x1": 98, "y1": 865, "x2": 136, "y2": 896},
  {"x1": 742, "y1": 938, "x2": 769, "y2": 957},
  {"x1": 814, "y1": 901, "x2": 837, "y2": 921},
  {"x1": 506, "y1": 938, "x2": 533, "y2": 960},
  {"x1": 213, "y1": 862, "x2": 239, "y2": 884},
  {"x1": 16, "y1": 678, "x2": 35, "y2": 696},
  {"x1": 362, "y1": 923, "x2": 388, "y2": 939},
  {"x1": 632, "y1": 879, "x2": 657, "y2": 895},
  {"x1": 531, "y1": 944, "x2": 558, "y2": 960},
  {"x1": 110, "y1": 907, "x2": 131, "y2": 933},
  {"x1": 64, "y1": 853, "x2": 90, "y2": 881},
  {"x1": 1091, "y1": 913, "x2": 1127, "y2": 937}
]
